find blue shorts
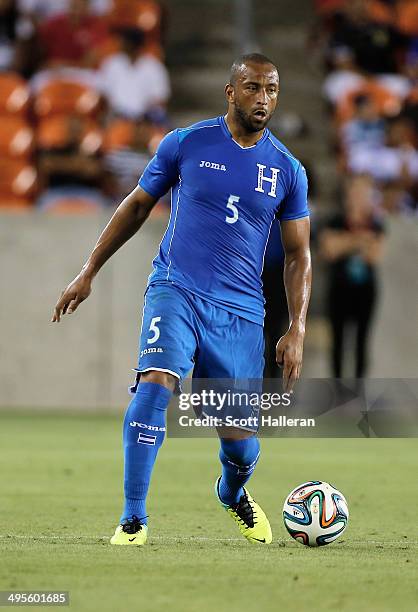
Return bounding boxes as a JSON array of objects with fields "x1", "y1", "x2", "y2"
[{"x1": 134, "y1": 282, "x2": 264, "y2": 430}]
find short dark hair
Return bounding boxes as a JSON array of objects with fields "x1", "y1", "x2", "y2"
[
  {"x1": 115, "y1": 26, "x2": 145, "y2": 48},
  {"x1": 230, "y1": 53, "x2": 279, "y2": 85}
]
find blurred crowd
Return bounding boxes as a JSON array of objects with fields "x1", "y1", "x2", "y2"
[
  {"x1": 313, "y1": 0, "x2": 418, "y2": 215},
  {"x1": 265, "y1": 0, "x2": 416, "y2": 380},
  {"x1": 312, "y1": 0, "x2": 418, "y2": 377},
  {"x1": 0, "y1": 0, "x2": 170, "y2": 211}
]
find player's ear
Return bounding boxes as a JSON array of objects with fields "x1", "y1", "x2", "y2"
[{"x1": 225, "y1": 83, "x2": 235, "y2": 104}]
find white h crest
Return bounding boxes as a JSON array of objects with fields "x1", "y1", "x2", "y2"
[{"x1": 255, "y1": 164, "x2": 280, "y2": 198}]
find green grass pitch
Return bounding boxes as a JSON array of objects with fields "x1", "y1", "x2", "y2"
[{"x1": 0, "y1": 412, "x2": 417, "y2": 612}]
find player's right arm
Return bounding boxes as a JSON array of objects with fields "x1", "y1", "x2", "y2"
[
  {"x1": 52, "y1": 186, "x2": 157, "y2": 322},
  {"x1": 52, "y1": 129, "x2": 179, "y2": 322}
]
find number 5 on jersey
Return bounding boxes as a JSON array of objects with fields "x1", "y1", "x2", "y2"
[
  {"x1": 147, "y1": 316, "x2": 161, "y2": 344},
  {"x1": 225, "y1": 195, "x2": 239, "y2": 224}
]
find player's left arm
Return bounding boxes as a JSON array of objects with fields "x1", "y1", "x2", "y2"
[
  {"x1": 277, "y1": 216, "x2": 311, "y2": 391},
  {"x1": 276, "y1": 161, "x2": 312, "y2": 391}
]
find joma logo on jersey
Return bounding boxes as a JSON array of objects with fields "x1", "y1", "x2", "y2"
[
  {"x1": 255, "y1": 164, "x2": 281, "y2": 198},
  {"x1": 199, "y1": 160, "x2": 227, "y2": 171}
]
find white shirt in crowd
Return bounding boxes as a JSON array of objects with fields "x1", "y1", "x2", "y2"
[
  {"x1": 349, "y1": 146, "x2": 418, "y2": 182},
  {"x1": 18, "y1": 0, "x2": 111, "y2": 17},
  {"x1": 323, "y1": 70, "x2": 412, "y2": 106},
  {"x1": 98, "y1": 53, "x2": 170, "y2": 119},
  {"x1": 323, "y1": 70, "x2": 364, "y2": 105}
]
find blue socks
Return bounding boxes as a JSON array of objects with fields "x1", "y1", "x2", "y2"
[
  {"x1": 121, "y1": 383, "x2": 260, "y2": 522},
  {"x1": 121, "y1": 382, "x2": 171, "y2": 524},
  {"x1": 218, "y1": 436, "x2": 260, "y2": 505}
]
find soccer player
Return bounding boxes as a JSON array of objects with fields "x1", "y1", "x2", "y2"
[{"x1": 52, "y1": 53, "x2": 312, "y2": 546}]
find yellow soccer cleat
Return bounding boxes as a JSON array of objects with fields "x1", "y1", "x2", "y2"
[
  {"x1": 215, "y1": 477, "x2": 272, "y2": 544},
  {"x1": 110, "y1": 515, "x2": 148, "y2": 546}
]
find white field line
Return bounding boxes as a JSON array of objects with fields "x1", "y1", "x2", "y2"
[{"x1": 0, "y1": 534, "x2": 417, "y2": 546}]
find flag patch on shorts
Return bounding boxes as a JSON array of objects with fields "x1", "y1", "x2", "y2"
[{"x1": 137, "y1": 432, "x2": 157, "y2": 445}]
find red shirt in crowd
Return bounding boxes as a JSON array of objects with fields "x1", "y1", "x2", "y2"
[{"x1": 39, "y1": 13, "x2": 108, "y2": 66}]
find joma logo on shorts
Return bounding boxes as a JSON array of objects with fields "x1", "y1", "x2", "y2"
[
  {"x1": 140, "y1": 347, "x2": 163, "y2": 358},
  {"x1": 199, "y1": 160, "x2": 227, "y2": 171}
]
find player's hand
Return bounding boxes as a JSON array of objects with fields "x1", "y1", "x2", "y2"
[
  {"x1": 51, "y1": 271, "x2": 93, "y2": 322},
  {"x1": 275, "y1": 326, "x2": 305, "y2": 392}
]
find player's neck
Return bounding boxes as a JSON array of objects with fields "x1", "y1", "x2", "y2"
[{"x1": 224, "y1": 113, "x2": 265, "y2": 148}]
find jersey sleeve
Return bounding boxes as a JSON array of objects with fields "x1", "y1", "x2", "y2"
[
  {"x1": 278, "y1": 163, "x2": 310, "y2": 221},
  {"x1": 138, "y1": 129, "x2": 179, "y2": 198}
]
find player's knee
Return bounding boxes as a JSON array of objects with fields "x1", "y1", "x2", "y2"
[
  {"x1": 141, "y1": 370, "x2": 177, "y2": 392},
  {"x1": 220, "y1": 436, "x2": 260, "y2": 470}
]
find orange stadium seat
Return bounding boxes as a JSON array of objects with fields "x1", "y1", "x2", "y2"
[
  {"x1": 0, "y1": 118, "x2": 34, "y2": 159},
  {"x1": 0, "y1": 196, "x2": 33, "y2": 211},
  {"x1": 103, "y1": 118, "x2": 136, "y2": 151},
  {"x1": 103, "y1": 118, "x2": 165, "y2": 153},
  {"x1": 34, "y1": 80, "x2": 101, "y2": 118},
  {"x1": 0, "y1": 159, "x2": 37, "y2": 207},
  {"x1": 396, "y1": 0, "x2": 418, "y2": 36},
  {"x1": 0, "y1": 72, "x2": 30, "y2": 117},
  {"x1": 37, "y1": 116, "x2": 103, "y2": 155}
]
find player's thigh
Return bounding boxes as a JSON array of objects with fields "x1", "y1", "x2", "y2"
[
  {"x1": 194, "y1": 312, "x2": 264, "y2": 379},
  {"x1": 138, "y1": 284, "x2": 198, "y2": 380},
  {"x1": 194, "y1": 311, "x2": 264, "y2": 435}
]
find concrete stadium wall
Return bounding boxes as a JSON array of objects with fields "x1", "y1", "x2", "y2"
[
  {"x1": 0, "y1": 213, "x2": 416, "y2": 410},
  {"x1": 0, "y1": 212, "x2": 165, "y2": 410},
  {"x1": 370, "y1": 216, "x2": 418, "y2": 378}
]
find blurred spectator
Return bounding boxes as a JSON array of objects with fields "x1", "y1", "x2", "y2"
[
  {"x1": 97, "y1": 26, "x2": 170, "y2": 120},
  {"x1": 38, "y1": 0, "x2": 108, "y2": 69},
  {"x1": 328, "y1": 0, "x2": 404, "y2": 75},
  {"x1": 0, "y1": 0, "x2": 19, "y2": 70},
  {"x1": 348, "y1": 117, "x2": 418, "y2": 202},
  {"x1": 105, "y1": 0, "x2": 166, "y2": 58},
  {"x1": 336, "y1": 79, "x2": 401, "y2": 126},
  {"x1": 37, "y1": 114, "x2": 107, "y2": 209},
  {"x1": 320, "y1": 175, "x2": 385, "y2": 377},
  {"x1": 0, "y1": 0, "x2": 38, "y2": 76},
  {"x1": 323, "y1": 46, "x2": 413, "y2": 110},
  {"x1": 400, "y1": 45, "x2": 418, "y2": 130},
  {"x1": 103, "y1": 115, "x2": 165, "y2": 199},
  {"x1": 323, "y1": 47, "x2": 365, "y2": 107},
  {"x1": 377, "y1": 40, "x2": 418, "y2": 100},
  {"x1": 341, "y1": 93, "x2": 386, "y2": 158}
]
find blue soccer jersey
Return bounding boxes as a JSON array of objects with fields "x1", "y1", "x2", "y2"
[{"x1": 138, "y1": 115, "x2": 309, "y2": 325}]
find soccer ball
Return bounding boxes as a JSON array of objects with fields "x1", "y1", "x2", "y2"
[{"x1": 283, "y1": 481, "x2": 349, "y2": 547}]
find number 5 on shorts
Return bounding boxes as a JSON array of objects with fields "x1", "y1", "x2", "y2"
[{"x1": 147, "y1": 316, "x2": 161, "y2": 344}]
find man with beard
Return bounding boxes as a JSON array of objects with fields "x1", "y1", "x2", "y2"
[{"x1": 52, "y1": 53, "x2": 311, "y2": 546}]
